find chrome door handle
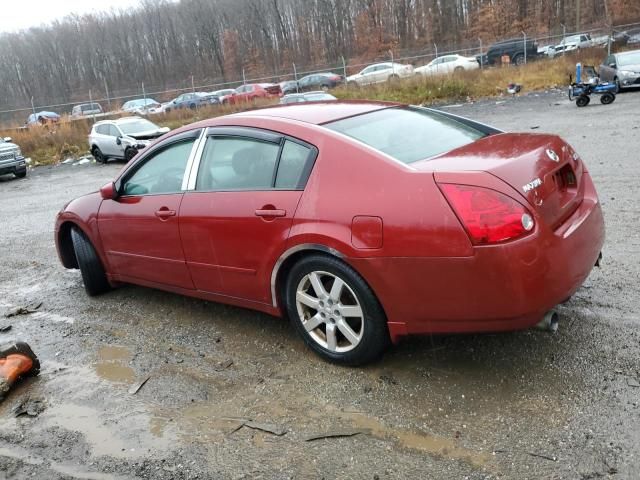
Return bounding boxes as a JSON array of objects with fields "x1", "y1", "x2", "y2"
[{"x1": 255, "y1": 209, "x2": 286, "y2": 217}]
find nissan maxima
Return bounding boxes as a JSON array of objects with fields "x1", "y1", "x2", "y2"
[{"x1": 56, "y1": 102, "x2": 605, "y2": 365}]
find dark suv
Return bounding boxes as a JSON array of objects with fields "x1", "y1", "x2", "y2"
[
  {"x1": 479, "y1": 38, "x2": 539, "y2": 66},
  {"x1": 0, "y1": 136, "x2": 27, "y2": 179}
]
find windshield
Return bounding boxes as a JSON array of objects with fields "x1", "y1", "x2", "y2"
[
  {"x1": 618, "y1": 52, "x2": 640, "y2": 67},
  {"x1": 325, "y1": 107, "x2": 486, "y2": 164},
  {"x1": 119, "y1": 119, "x2": 159, "y2": 134}
]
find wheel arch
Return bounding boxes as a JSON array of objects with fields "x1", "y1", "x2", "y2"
[
  {"x1": 57, "y1": 220, "x2": 81, "y2": 269},
  {"x1": 271, "y1": 244, "x2": 344, "y2": 308},
  {"x1": 270, "y1": 244, "x2": 388, "y2": 322}
]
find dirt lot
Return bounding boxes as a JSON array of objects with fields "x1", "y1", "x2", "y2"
[{"x1": 1, "y1": 90, "x2": 639, "y2": 479}]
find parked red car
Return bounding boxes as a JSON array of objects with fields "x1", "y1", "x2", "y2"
[
  {"x1": 55, "y1": 102, "x2": 605, "y2": 365},
  {"x1": 222, "y1": 83, "x2": 282, "y2": 104}
]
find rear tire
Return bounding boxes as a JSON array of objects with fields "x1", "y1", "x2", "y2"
[
  {"x1": 600, "y1": 92, "x2": 615, "y2": 105},
  {"x1": 388, "y1": 74, "x2": 400, "y2": 82},
  {"x1": 576, "y1": 95, "x2": 591, "y2": 107},
  {"x1": 71, "y1": 227, "x2": 111, "y2": 296},
  {"x1": 284, "y1": 254, "x2": 389, "y2": 366},
  {"x1": 92, "y1": 146, "x2": 106, "y2": 164},
  {"x1": 454, "y1": 66, "x2": 464, "y2": 73},
  {"x1": 512, "y1": 54, "x2": 525, "y2": 66}
]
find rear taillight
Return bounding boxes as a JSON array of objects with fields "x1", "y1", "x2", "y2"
[{"x1": 438, "y1": 183, "x2": 535, "y2": 245}]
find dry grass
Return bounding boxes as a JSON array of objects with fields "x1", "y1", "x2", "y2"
[
  {"x1": 334, "y1": 50, "x2": 603, "y2": 104},
  {"x1": 0, "y1": 98, "x2": 278, "y2": 165},
  {"x1": 1, "y1": 51, "x2": 604, "y2": 165}
]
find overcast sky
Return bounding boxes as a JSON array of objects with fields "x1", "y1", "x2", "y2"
[{"x1": 1, "y1": 0, "x2": 143, "y2": 33}]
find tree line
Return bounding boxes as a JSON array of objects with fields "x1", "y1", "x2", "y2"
[{"x1": 0, "y1": 0, "x2": 639, "y2": 118}]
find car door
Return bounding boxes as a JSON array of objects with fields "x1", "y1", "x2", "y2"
[
  {"x1": 179, "y1": 127, "x2": 317, "y2": 303},
  {"x1": 445, "y1": 56, "x2": 458, "y2": 73},
  {"x1": 97, "y1": 130, "x2": 201, "y2": 289},
  {"x1": 358, "y1": 66, "x2": 375, "y2": 85},
  {"x1": 600, "y1": 54, "x2": 617, "y2": 82},
  {"x1": 99, "y1": 124, "x2": 120, "y2": 157},
  {"x1": 94, "y1": 125, "x2": 112, "y2": 154},
  {"x1": 376, "y1": 64, "x2": 392, "y2": 82}
]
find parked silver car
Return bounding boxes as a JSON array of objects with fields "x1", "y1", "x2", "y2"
[
  {"x1": 600, "y1": 50, "x2": 640, "y2": 91},
  {"x1": 121, "y1": 98, "x2": 161, "y2": 115},
  {"x1": 279, "y1": 91, "x2": 337, "y2": 104},
  {"x1": 346, "y1": 62, "x2": 414, "y2": 86},
  {"x1": 89, "y1": 117, "x2": 169, "y2": 163},
  {"x1": 72, "y1": 103, "x2": 103, "y2": 118}
]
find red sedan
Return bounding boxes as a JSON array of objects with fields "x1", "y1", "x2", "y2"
[
  {"x1": 55, "y1": 102, "x2": 605, "y2": 365},
  {"x1": 222, "y1": 83, "x2": 282, "y2": 105}
]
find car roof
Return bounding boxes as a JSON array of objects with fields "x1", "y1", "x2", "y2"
[
  {"x1": 94, "y1": 116, "x2": 144, "y2": 126},
  {"x1": 230, "y1": 100, "x2": 399, "y2": 125}
]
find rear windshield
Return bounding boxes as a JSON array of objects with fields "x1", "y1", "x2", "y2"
[{"x1": 325, "y1": 107, "x2": 486, "y2": 164}]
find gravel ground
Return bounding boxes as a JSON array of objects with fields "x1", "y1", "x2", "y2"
[{"x1": 0, "y1": 89, "x2": 639, "y2": 479}]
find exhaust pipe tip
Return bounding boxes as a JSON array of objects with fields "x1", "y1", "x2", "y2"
[{"x1": 536, "y1": 310, "x2": 559, "y2": 333}]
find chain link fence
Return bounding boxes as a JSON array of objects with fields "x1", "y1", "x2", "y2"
[{"x1": 1, "y1": 20, "x2": 639, "y2": 127}]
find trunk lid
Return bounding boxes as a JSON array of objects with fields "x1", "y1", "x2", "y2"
[{"x1": 414, "y1": 133, "x2": 585, "y2": 229}]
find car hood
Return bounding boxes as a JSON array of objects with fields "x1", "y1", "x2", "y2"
[
  {"x1": 124, "y1": 128, "x2": 169, "y2": 140},
  {"x1": 618, "y1": 63, "x2": 640, "y2": 71},
  {"x1": 0, "y1": 142, "x2": 19, "y2": 152}
]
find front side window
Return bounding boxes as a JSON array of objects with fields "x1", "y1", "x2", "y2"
[
  {"x1": 196, "y1": 137, "x2": 280, "y2": 191},
  {"x1": 122, "y1": 140, "x2": 195, "y2": 196},
  {"x1": 326, "y1": 107, "x2": 486, "y2": 164},
  {"x1": 108, "y1": 125, "x2": 120, "y2": 137}
]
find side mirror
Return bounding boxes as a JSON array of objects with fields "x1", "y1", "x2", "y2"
[
  {"x1": 3, "y1": 137, "x2": 12, "y2": 143},
  {"x1": 100, "y1": 182, "x2": 118, "y2": 200},
  {"x1": 116, "y1": 136, "x2": 122, "y2": 146}
]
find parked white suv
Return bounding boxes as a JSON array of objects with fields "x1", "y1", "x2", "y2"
[
  {"x1": 346, "y1": 62, "x2": 414, "y2": 86},
  {"x1": 89, "y1": 117, "x2": 169, "y2": 163}
]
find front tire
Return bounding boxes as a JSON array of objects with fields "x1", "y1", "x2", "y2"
[
  {"x1": 124, "y1": 147, "x2": 137, "y2": 162},
  {"x1": 285, "y1": 254, "x2": 389, "y2": 366},
  {"x1": 576, "y1": 95, "x2": 591, "y2": 107},
  {"x1": 14, "y1": 170, "x2": 27, "y2": 178},
  {"x1": 71, "y1": 228, "x2": 111, "y2": 296}
]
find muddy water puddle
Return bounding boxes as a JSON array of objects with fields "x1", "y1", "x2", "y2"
[{"x1": 94, "y1": 345, "x2": 136, "y2": 383}]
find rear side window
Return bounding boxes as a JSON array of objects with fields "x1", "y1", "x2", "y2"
[
  {"x1": 325, "y1": 107, "x2": 486, "y2": 164},
  {"x1": 276, "y1": 141, "x2": 312, "y2": 189}
]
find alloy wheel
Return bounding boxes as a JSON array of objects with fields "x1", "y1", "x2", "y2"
[{"x1": 295, "y1": 271, "x2": 364, "y2": 353}]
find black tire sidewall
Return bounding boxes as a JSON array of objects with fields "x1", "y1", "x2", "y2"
[
  {"x1": 92, "y1": 147, "x2": 105, "y2": 164},
  {"x1": 577, "y1": 95, "x2": 590, "y2": 107},
  {"x1": 125, "y1": 147, "x2": 137, "y2": 162},
  {"x1": 71, "y1": 227, "x2": 110, "y2": 296},
  {"x1": 601, "y1": 93, "x2": 615, "y2": 104},
  {"x1": 284, "y1": 254, "x2": 389, "y2": 366}
]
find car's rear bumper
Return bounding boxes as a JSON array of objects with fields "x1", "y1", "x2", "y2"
[{"x1": 350, "y1": 172, "x2": 605, "y2": 342}]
